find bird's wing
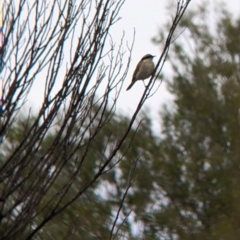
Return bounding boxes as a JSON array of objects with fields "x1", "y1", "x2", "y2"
[{"x1": 131, "y1": 60, "x2": 142, "y2": 82}]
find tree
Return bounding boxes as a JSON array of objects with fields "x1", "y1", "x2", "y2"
[
  {"x1": 0, "y1": 0, "x2": 191, "y2": 239},
  {"x1": 122, "y1": 3, "x2": 240, "y2": 239}
]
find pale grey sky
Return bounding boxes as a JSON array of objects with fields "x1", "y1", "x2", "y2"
[
  {"x1": 112, "y1": 0, "x2": 240, "y2": 123},
  {"x1": 8, "y1": 0, "x2": 240, "y2": 124}
]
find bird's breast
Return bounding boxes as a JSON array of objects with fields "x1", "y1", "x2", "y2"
[{"x1": 136, "y1": 60, "x2": 154, "y2": 80}]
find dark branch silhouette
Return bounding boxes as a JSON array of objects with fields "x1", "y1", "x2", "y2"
[{"x1": 0, "y1": 0, "x2": 191, "y2": 239}]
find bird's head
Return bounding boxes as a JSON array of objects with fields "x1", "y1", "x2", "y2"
[{"x1": 141, "y1": 54, "x2": 155, "y2": 61}]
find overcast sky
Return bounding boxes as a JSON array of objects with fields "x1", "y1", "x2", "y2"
[
  {"x1": 112, "y1": 0, "x2": 240, "y2": 123},
  {"x1": 9, "y1": 0, "x2": 240, "y2": 127}
]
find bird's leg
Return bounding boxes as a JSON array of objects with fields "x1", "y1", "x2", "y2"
[{"x1": 142, "y1": 80, "x2": 147, "y2": 88}]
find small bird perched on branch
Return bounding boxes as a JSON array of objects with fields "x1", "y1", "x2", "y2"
[{"x1": 126, "y1": 54, "x2": 155, "y2": 91}]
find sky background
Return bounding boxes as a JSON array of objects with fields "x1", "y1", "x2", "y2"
[
  {"x1": 109, "y1": 0, "x2": 240, "y2": 125},
  {"x1": 10, "y1": 0, "x2": 240, "y2": 130}
]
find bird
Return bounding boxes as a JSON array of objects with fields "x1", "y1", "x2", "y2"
[{"x1": 126, "y1": 54, "x2": 155, "y2": 91}]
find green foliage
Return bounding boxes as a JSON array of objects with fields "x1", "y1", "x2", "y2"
[{"x1": 139, "y1": 3, "x2": 240, "y2": 240}]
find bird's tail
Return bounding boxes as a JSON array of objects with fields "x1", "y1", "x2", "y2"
[{"x1": 126, "y1": 82, "x2": 134, "y2": 91}]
